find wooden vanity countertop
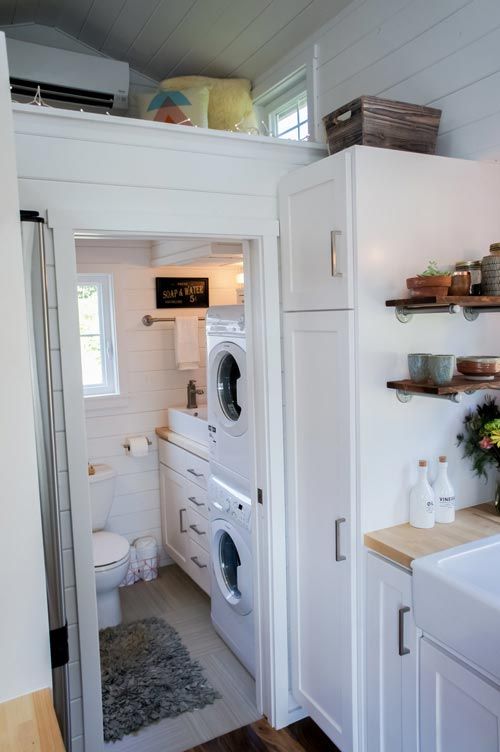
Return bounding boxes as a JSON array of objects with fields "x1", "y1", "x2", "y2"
[
  {"x1": 364, "y1": 503, "x2": 500, "y2": 569},
  {"x1": 0, "y1": 688, "x2": 65, "y2": 751}
]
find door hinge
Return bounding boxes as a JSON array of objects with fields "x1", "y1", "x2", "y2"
[
  {"x1": 257, "y1": 488, "x2": 263, "y2": 505},
  {"x1": 50, "y1": 622, "x2": 69, "y2": 669}
]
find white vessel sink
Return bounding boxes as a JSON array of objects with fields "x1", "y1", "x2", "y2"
[
  {"x1": 168, "y1": 405, "x2": 208, "y2": 446},
  {"x1": 413, "y1": 534, "x2": 500, "y2": 680}
]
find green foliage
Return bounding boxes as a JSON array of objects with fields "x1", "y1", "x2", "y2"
[
  {"x1": 419, "y1": 260, "x2": 447, "y2": 277},
  {"x1": 457, "y1": 397, "x2": 500, "y2": 480}
]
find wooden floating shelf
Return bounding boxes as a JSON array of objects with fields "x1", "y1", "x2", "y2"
[
  {"x1": 386, "y1": 295, "x2": 500, "y2": 308},
  {"x1": 387, "y1": 375, "x2": 500, "y2": 403}
]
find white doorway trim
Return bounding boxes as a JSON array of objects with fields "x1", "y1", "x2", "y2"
[{"x1": 49, "y1": 209, "x2": 293, "y2": 750}]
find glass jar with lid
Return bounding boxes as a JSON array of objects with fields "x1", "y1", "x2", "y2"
[{"x1": 455, "y1": 260, "x2": 482, "y2": 295}]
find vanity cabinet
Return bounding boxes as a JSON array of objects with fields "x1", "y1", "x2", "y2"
[
  {"x1": 278, "y1": 150, "x2": 354, "y2": 312},
  {"x1": 365, "y1": 552, "x2": 419, "y2": 752},
  {"x1": 159, "y1": 438, "x2": 211, "y2": 595},
  {"x1": 420, "y1": 638, "x2": 500, "y2": 752}
]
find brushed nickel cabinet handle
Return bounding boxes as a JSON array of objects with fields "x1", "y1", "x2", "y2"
[
  {"x1": 330, "y1": 230, "x2": 343, "y2": 277},
  {"x1": 335, "y1": 517, "x2": 346, "y2": 562},
  {"x1": 188, "y1": 496, "x2": 205, "y2": 507},
  {"x1": 399, "y1": 606, "x2": 411, "y2": 656},
  {"x1": 179, "y1": 508, "x2": 187, "y2": 533},
  {"x1": 189, "y1": 524, "x2": 206, "y2": 536},
  {"x1": 191, "y1": 556, "x2": 207, "y2": 569},
  {"x1": 187, "y1": 468, "x2": 204, "y2": 478}
]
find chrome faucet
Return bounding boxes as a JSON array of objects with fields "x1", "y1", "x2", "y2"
[{"x1": 187, "y1": 379, "x2": 204, "y2": 409}]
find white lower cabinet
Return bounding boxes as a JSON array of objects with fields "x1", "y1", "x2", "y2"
[
  {"x1": 159, "y1": 439, "x2": 211, "y2": 595},
  {"x1": 365, "y1": 552, "x2": 419, "y2": 752},
  {"x1": 420, "y1": 638, "x2": 500, "y2": 752}
]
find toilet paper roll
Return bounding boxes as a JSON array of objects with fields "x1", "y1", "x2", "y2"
[{"x1": 126, "y1": 435, "x2": 149, "y2": 457}]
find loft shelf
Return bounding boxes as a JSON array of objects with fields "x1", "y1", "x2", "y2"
[
  {"x1": 387, "y1": 375, "x2": 500, "y2": 403},
  {"x1": 385, "y1": 295, "x2": 500, "y2": 323}
]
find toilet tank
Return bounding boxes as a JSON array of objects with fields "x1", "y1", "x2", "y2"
[{"x1": 88, "y1": 464, "x2": 116, "y2": 532}]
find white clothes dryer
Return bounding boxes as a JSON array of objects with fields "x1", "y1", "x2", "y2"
[
  {"x1": 207, "y1": 306, "x2": 249, "y2": 484},
  {"x1": 209, "y1": 475, "x2": 255, "y2": 677}
]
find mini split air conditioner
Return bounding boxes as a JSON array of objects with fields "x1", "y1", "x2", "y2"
[{"x1": 6, "y1": 38, "x2": 129, "y2": 112}]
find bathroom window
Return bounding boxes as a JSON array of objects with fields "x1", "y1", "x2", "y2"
[
  {"x1": 77, "y1": 274, "x2": 119, "y2": 398},
  {"x1": 270, "y1": 92, "x2": 309, "y2": 141}
]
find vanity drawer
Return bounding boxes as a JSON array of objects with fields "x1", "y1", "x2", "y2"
[
  {"x1": 187, "y1": 538, "x2": 211, "y2": 595},
  {"x1": 159, "y1": 439, "x2": 208, "y2": 489},
  {"x1": 186, "y1": 507, "x2": 210, "y2": 552},
  {"x1": 185, "y1": 480, "x2": 209, "y2": 519}
]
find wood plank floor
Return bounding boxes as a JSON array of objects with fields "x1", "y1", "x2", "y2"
[
  {"x1": 184, "y1": 717, "x2": 341, "y2": 752},
  {"x1": 103, "y1": 564, "x2": 261, "y2": 752}
]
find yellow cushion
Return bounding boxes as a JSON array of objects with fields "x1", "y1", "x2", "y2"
[
  {"x1": 159, "y1": 76, "x2": 257, "y2": 132},
  {"x1": 136, "y1": 85, "x2": 209, "y2": 127}
]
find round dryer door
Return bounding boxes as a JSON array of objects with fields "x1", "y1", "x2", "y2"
[
  {"x1": 212, "y1": 521, "x2": 253, "y2": 616},
  {"x1": 209, "y1": 342, "x2": 247, "y2": 438}
]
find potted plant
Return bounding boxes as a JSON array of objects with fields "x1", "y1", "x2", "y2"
[
  {"x1": 407, "y1": 260, "x2": 452, "y2": 298},
  {"x1": 457, "y1": 397, "x2": 500, "y2": 513}
]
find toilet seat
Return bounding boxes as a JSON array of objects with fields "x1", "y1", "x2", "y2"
[{"x1": 93, "y1": 531, "x2": 130, "y2": 569}]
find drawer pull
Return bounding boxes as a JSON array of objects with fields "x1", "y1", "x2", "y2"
[
  {"x1": 187, "y1": 468, "x2": 204, "y2": 478},
  {"x1": 188, "y1": 496, "x2": 205, "y2": 507},
  {"x1": 189, "y1": 524, "x2": 206, "y2": 536},
  {"x1": 398, "y1": 606, "x2": 411, "y2": 656},
  {"x1": 179, "y1": 508, "x2": 187, "y2": 533},
  {"x1": 335, "y1": 517, "x2": 346, "y2": 562},
  {"x1": 191, "y1": 556, "x2": 207, "y2": 569}
]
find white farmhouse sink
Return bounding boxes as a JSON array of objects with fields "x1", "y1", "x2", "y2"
[
  {"x1": 168, "y1": 405, "x2": 208, "y2": 446},
  {"x1": 413, "y1": 535, "x2": 500, "y2": 680}
]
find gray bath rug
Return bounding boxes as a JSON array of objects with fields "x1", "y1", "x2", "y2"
[{"x1": 100, "y1": 616, "x2": 221, "y2": 742}]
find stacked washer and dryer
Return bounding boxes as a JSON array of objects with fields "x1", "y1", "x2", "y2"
[{"x1": 206, "y1": 305, "x2": 255, "y2": 677}]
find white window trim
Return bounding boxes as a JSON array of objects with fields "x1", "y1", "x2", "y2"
[
  {"x1": 77, "y1": 272, "x2": 122, "y2": 407},
  {"x1": 269, "y1": 89, "x2": 308, "y2": 141}
]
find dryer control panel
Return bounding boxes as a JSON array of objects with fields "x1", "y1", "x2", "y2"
[{"x1": 209, "y1": 476, "x2": 251, "y2": 531}]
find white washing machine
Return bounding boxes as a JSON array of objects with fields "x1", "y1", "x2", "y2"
[
  {"x1": 206, "y1": 305, "x2": 249, "y2": 485},
  {"x1": 209, "y1": 475, "x2": 255, "y2": 677}
]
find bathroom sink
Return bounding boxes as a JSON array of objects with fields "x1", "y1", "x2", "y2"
[
  {"x1": 412, "y1": 534, "x2": 500, "y2": 680},
  {"x1": 168, "y1": 405, "x2": 208, "y2": 446}
]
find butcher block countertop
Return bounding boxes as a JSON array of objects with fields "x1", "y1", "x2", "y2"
[
  {"x1": 0, "y1": 688, "x2": 65, "y2": 751},
  {"x1": 155, "y1": 427, "x2": 208, "y2": 461},
  {"x1": 365, "y1": 503, "x2": 500, "y2": 570}
]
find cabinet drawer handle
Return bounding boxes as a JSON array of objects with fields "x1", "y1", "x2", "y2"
[
  {"x1": 179, "y1": 508, "x2": 187, "y2": 533},
  {"x1": 335, "y1": 517, "x2": 346, "y2": 562},
  {"x1": 399, "y1": 606, "x2": 411, "y2": 656},
  {"x1": 330, "y1": 230, "x2": 343, "y2": 278},
  {"x1": 187, "y1": 468, "x2": 204, "y2": 478},
  {"x1": 189, "y1": 524, "x2": 206, "y2": 536},
  {"x1": 188, "y1": 496, "x2": 205, "y2": 507},
  {"x1": 191, "y1": 556, "x2": 207, "y2": 569}
]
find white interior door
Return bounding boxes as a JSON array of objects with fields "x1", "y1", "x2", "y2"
[
  {"x1": 279, "y1": 151, "x2": 353, "y2": 312},
  {"x1": 283, "y1": 309, "x2": 356, "y2": 750}
]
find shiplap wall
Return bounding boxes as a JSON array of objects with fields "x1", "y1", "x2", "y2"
[
  {"x1": 76, "y1": 240, "x2": 238, "y2": 564},
  {"x1": 255, "y1": 0, "x2": 500, "y2": 161}
]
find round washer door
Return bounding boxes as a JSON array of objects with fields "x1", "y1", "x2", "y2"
[
  {"x1": 209, "y1": 341, "x2": 247, "y2": 438},
  {"x1": 211, "y1": 520, "x2": 253, "y2": 616}
]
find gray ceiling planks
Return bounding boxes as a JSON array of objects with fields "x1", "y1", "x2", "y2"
[{"x1": 0, "y1": 0, "x2": 347, "y2": 82}]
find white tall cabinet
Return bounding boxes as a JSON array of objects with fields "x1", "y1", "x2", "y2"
[{"x1": 280, "y1": 150, "x2": 357, "y2": 751}]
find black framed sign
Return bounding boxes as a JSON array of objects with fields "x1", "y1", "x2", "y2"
[{"x1": 155, "y1": 277, "x2": 209, "y2": 309}]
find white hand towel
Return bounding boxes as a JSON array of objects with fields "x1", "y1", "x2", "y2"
[{"x1": 174, "y1": 316, "x2": 200, "y2": 370}]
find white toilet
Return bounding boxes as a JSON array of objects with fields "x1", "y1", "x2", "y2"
[{"x1": 88, "y1": 464, "x2": 130, "y2": 630}]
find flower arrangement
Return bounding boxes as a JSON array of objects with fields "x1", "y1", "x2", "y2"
[{"x1": 457, "y1": 397, "x2": 500, "y2": 512}]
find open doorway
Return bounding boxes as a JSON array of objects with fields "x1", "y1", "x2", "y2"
[{"x1": 73, "y1": 234, "x2": 259, "y2": 749}]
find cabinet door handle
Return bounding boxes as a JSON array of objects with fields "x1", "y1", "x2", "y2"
[
  {"x1": 191, "y1": 556, "x2": 207, "y2": 569},
  {"x1": 335, "y1": 517, "x2": 346, "y2": 562},
  {"x1": 188, "y1": 496, "x2": 205, "y2": 507},
  {"x1": 179, "y1": 508, "x2": 187, "y2": 533},
  {"x1": 330, "y1": 230, "x2": 343, "y2": 278},
  {"x1": 399, "y1": 606, "x2": 411, "y2": 656},
  {"x1": 187, "y1": 468, "x2": 204, "y2": 478},
  {"x1": 189, "y1": 524, "x2": 206, "y2": 536}
]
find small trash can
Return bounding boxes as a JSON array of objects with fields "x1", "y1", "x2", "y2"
[
  {"x1": 135, "y1": 536, "x2": 158, "y2": 582},
  {"x1": 120, "y1": 543, "x2": 140, "y2": 587}
]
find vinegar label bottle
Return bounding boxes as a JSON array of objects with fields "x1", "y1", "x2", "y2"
[
  {"x1": 410, "y1": 460, "x2": 435, "y2": 529},
  {"x1": 433, "y1": 455, "x2": 456, "y2": 524}
]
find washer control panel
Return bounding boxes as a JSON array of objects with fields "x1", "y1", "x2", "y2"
[{"x1": 209, "y1": 476, "x2": 251, "y2": 530}]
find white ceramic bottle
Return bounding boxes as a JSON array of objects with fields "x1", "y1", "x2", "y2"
[
  {"x1": 433, "y1": 455, "x2": 456, "y2": 524},
  {"x1": 410, "y1": 460, "x2": 435, "y2": 528}
]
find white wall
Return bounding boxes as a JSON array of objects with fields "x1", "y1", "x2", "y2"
[
  {"x1": 0, "y1": 32, "x2": 51, "y2": 703},
  {"x1": 77, "y1": 239, "x2": 238, "y2": 565},
  {"x1": 254, "y1": 0, "x2": 500, "y2": 161}
]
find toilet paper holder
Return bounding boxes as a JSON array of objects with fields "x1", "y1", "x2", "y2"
[{"x1": 122, "y1": 437, "x2": 153, "y2": 452}]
